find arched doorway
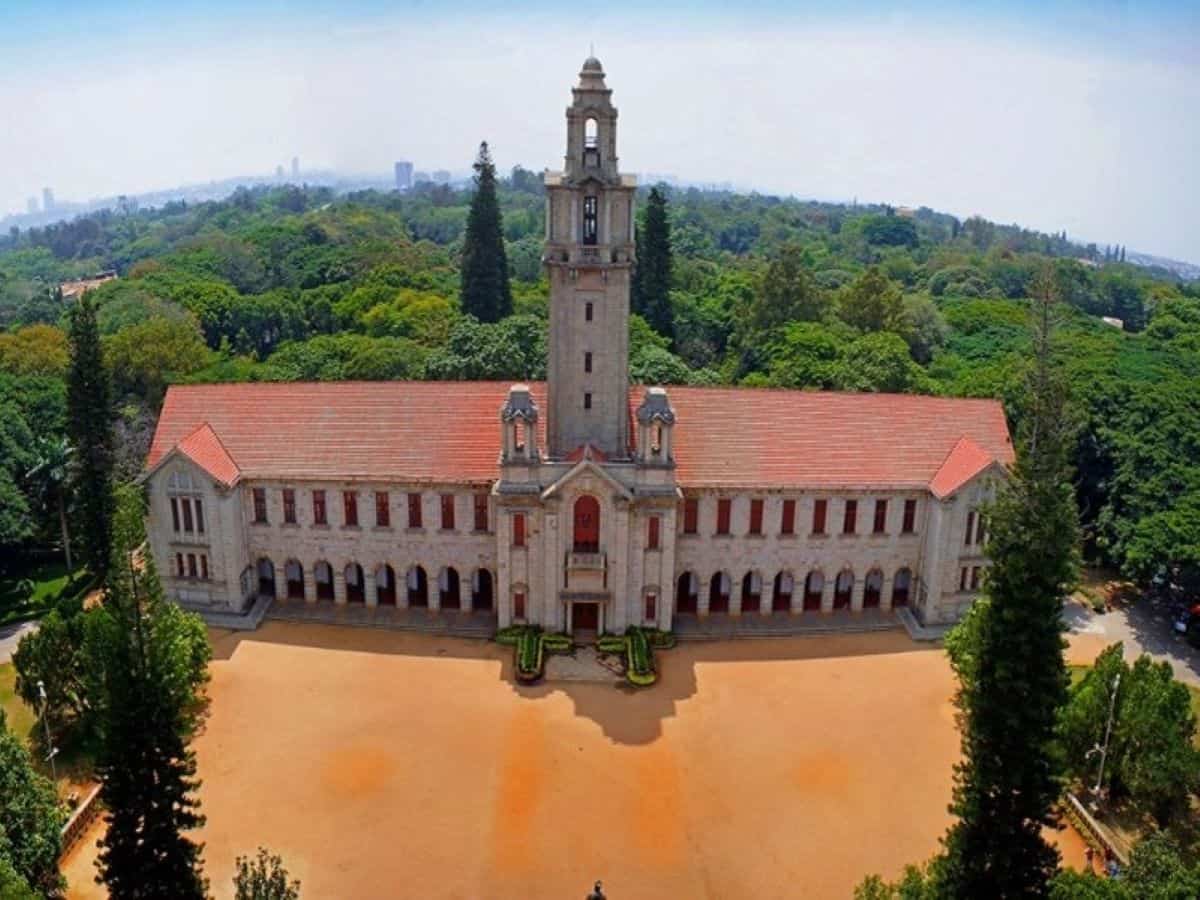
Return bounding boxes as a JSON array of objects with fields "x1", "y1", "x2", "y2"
[
  {"x1": 285, "y1": 559, "x2": 304, "y2": 600},
  {"x1": 804, "y1": 570, "x2": 824, "y2": 611},
  {"x1": 345, "y1": 563, "x2": 364, "y2": 604},
  {"x1": 676, "y1": 572, "x2": 698, "y2": 614},
  {"x1": 376, "y1": 564, "x2": 396, "y2": 606},
  {"x1": 314, "y1": 561, "x2": 334, "y2": 602},
  {"x1": 741, "y1": 572, "x2": 762, "y2": 613},
  {"x1": 407, "y1": 565, "x2": 428, "y2": 607},
  {"x1": 573, "y1": 495, "x2": 600, "y2": 553},
  {"x1": 709, "y1": 572, "x2": 730, "y2": 613},
  {"x1": 834, "y1": 570, "x2": 854, "y2": 609},
  {"x1": 773, "y1": 571, "x2": 793, "y2": 611},
  {"x1": 257, "y1": 558, "x2": 276, "y2": 597},
  {"x1": 439, "y1": 567, "x2": 461, "y2": 609},
  {"x1": 472, "y1": 569, "x2": 494, "y2": 611},
  {"x1": 864, "y1": 569, "x2": 883, "y2": 608},
  {"x1": 893, "y1": 568, "x2": 912, "y2": 607}
]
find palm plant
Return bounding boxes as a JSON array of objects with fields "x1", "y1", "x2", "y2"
[{"x1": 26, "y1": 435, "x2": 74, "y2": 572}]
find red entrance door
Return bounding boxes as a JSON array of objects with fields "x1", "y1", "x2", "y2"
[
  {"x1": 573, "y1": 602, "x2": 599, "y2": 631},
  {"x1": 573, "y1": 496, "x2": 600, "y2": 553}
]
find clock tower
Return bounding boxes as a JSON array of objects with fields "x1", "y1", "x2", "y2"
[{"x1": 543, "y1": 56, "x2": 637, "y2": 459}]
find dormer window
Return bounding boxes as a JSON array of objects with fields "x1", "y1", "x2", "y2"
[{"x1": 583, "y1": 195, "x2": 598, "y2": 245}]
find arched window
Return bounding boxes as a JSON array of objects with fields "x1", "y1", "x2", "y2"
[
  {"x1": 804, "y1": 570, "x2": 824, "y2": 611},
  {"x1": 285, "y1": 559, "x2": 304, "y2": 600},
  {"x1": 863, "y1": 569, "x2": 883, "y2": 609},
  {"x1": 573, "y1": 495, "x2": 600, "y2": 553},
  {"x1": 256, "y1": 558, "x2": 276, "y2": 597},
  {"x1": 583, "y1": 195, "x2": 598, "y2": 245},
  {"x1": 439, "y1": 567, "x2": 461, "y2": 609},
  {"x1": 376, "y1": 564, "x2": 396, "y2": 606},
  {"x1": 709, "y1": 572, "x2": 731, "y2": 613},
  {"x1": 472, "y1": 569, "x2": 494, "y2": 611},
  {"x1": 406, "y1": 565, "x2": 428, "y2": 607},
  {"x1": 344, "y1": 563, "x2": 364, "y2": 604},
  {"x1": 676, "y1": 571, "x2": 698, "y2": 614},
  {"x1": 893, "y1": 568, "x2": 912, "y2": 607},
  {"x1": 315, "y1": 561, "x2": 334, "y2": 602},
  {"x1": 834, "y1": 570, "x2": 854, "y2": 609},
  {"x1": 584, "y1": 117, "x2": 599, "y2": 148},
  {"x1": 773, "y1": 571, "x2": 794, "y2": 611},
  {"x1": 741, "y1": 571, "x2": 762, "y2": 613}
]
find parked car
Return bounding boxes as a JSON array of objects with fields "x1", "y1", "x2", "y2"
[{"x1": 1172, "y1": 601, "x2": 1200, "y2": 642}]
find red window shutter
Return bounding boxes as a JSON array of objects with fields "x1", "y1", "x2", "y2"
[
  {"x1": 513, "y1": 592, "x2": 526, "y2": 619},
  {"x1": 513, "y1": 513, "x2": 526, "y2": 547},
  {"x1": 645, "y1": 594, "x2": 657, "y2": 622},
  {"x1": 408, "y1": 493, "x2": 422, "y2": 528},
  {"x1": 475, "y1": 494, "x2": 489, "y2": 532},
  {"x1": 283, "y1": 489, "x2": 296, "y2": 524},
  {"x1": 749, "y1": 499, "x2": 763, "y2": 535},
  {"x1": 376, "y1": 492, "x2": 389, "y2": 527},
  {"x1": 647, "y1": 516, "x2": 660, "y2": 549},
  {"x1": 344, "y1": 491, "x2": 357, "y2": 527},
  {"x1": 683, "y1": 498, "x2": 698, "y2": 535},
  {"x1": 313, "y1": 490, "x2": 326, "y2": 525},
  {"x1": 873, "y1": 499, "x2": 887, "y2": 534},
  {"x1": 903, "y1": 499, "x2": 917, "y2": 533},
  {"x1": 843, "y1": 500, "x2": 857, "y2": 534},
  {"x1": 716, "y1": 499, "x2": 731, "y2": 535},
  {"x1": 251, "y1": 490, "x2": 265, "y2": 524},
  {"x1": 812, "y1": 499, "x2": 827, "y2": 535},
  {"x1": 441, "y1": 494, "x2": 455, "y2": 530},
  {"x1": 781, "y1": 499, "x2": 796, "y2": 535}
]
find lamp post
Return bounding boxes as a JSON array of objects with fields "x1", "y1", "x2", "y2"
[
  {"x1": 36, "y1": 680, "x2": 59, "y2": 788},
  {"x1": 1092, "y1": 672, "x2": 1121, "y2": 797}
]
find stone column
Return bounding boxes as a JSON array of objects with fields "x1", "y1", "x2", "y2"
[
  {"x1": 761, "y1": 576, "x2": 775, "y2": 616},
  {"x1": 821, "y1": 577, "x2": 835, "y2": 614},
  {"x1": 497, "y1": 514, "x2": 512, "y2": 628},
  {"x1": 851, "y1": 575, "x2": 865, "y2": 612},
  {"x1": 303, "y1": 564, "x2": 317, "y2": 604},
  {"x1": 365, "y1": 568, "x2": 378, "y2": 608},
  {"x1": 611, "y1": 500, "x2": 630, "y2": 633},
  {"x1": 332, "y1": 567, "x2": 347, "y2": 606},
  {"x1": 880, "y1": 575, "x2": 894, "y2": 612},
  {"x1": 273, "y1": 562, "x2": 287, "y2": 601},
  {"x1": 790, "y1": 577, "x2": 803, "y2": 614},
  {"x1": 697, "y1": 579, "x2": 711, "y2": 617},
  {"x1": 429, "y1": 569, "x2": 441, "y2": 612},
  {"x1": 730, "y1": 578, "x2": 743, "y2": 617}
]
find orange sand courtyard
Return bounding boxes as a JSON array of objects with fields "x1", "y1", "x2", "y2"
[{"x1": 62, "y1": 624, "x2": 1085, "y2": 898}]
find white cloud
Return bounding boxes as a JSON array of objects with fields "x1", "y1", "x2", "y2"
[{"x1": 2, "y1": 17, "x2": 1197, "y2": 260}]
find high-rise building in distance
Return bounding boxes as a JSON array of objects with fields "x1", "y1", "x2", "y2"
[
  {"x1": 26, "y1": 197, "x2": 38, "y2": 214},
  {"x1": 394, "y1": 160, "x2": 413, "y2": 192},
  {"x1": 432, "y1": 169, "x2": 451, "y2": 185},
  {"x1": 42, "y1": 187, "x2": 54, "y2": 211}
]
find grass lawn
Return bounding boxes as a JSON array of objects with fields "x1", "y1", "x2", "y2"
[
  {"x1": 0, "y1": 560, "x2": 87, "y2": 626},
  {"x1": 0, "y1": 662, "x2": 36, "y2": 742}
]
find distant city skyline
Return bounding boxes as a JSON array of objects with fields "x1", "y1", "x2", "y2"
[{"x1": 2, "y1": 1, "x2": 1197, "y2": 261}]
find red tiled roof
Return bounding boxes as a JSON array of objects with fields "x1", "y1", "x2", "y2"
[
  {"x1": 174, "y1": 423, "x2": 241, "y2": 486},
  {"x1": 147, "y1": 381, "x2": 1013, "y2": 491},
  {"x1": 929, "y1": 436, "x2": 998, "y2": 499}
]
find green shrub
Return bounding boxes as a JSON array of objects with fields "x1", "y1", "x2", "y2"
[
  {"x1": 596, "y1": 635, "x2": 626, "y2": 654},
  {"x1": 495, "y1": 625, "x2": 526, "y2": 646},
  {"x1": 541, "y1": 633, "x2": 572, "y2": 652}
]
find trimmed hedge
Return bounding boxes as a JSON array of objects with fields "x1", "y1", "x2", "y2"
[{"x1": 503, "y1": 626, "x2": 573, "y2": 683}]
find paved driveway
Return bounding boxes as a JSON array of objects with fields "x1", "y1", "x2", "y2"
[
  {"x1": 61, "y1": 623, "x2": 1085, "y2": 899},
  {"x1": 1065, "y1": 595, "x2": 1200, "y2": 686},
  {"x1": 0, "y1": 620, "x2": 37, "y2": 665}
]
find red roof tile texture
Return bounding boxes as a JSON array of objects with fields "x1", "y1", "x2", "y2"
[
  {"x1": 174, "y1": 423, "x2": 241, "y2": 486},
  {"x1": 147, "y1": 381, "x2": 1013, "y2": 493},
  {"x1": 929, "y1": 436, "x2": 999, "y2": 499}
]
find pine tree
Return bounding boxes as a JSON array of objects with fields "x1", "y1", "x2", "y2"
[
  {"x1": 66, "y1": 295, "x2": 115, "y2": 578},
  {"x1": 937, "y1": 272, "x2": 1080, "y2": 898},
  {"x1": 633, "y1": 187, "x2": 674, "y2": 341},
  {"x1": 459, "y1": 142, "x2": 512, "y2": 323},
  {"x1": 87, "y1": 486, "x2": 211, "y2": 899}
]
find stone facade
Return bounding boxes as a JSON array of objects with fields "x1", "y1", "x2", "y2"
[{"x1": 142, "y1": 57, "x2": 1005, "y2": 635}]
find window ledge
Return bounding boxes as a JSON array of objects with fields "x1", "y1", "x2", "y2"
[
  {"x1": 312, "y1": 523, "x2": 331, "y2": 530},
  {"x1": 810, "y1": 533, "x2": 828, "y2": 540},
  {"x1": 251, "y1": 520, "x2": 270, "y2": 527},
  {"x1": 372, "y1": 525, "x2": 393, "y2": 532},
  {"x1": 406, "y1": 527, "x2": 425, "y2": 534},
  {"x1": 342, "y1": 525, "x2": 362, "y2": 531},
  {"x1": 281, "y1": 522, "x2": 300, "y2": 529},
  {"x1": 712, "y1": 533, "x2": 733, "y2": 539}
]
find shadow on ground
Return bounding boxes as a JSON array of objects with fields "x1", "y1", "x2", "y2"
[{"x1": 209, "y1": 621, "x2": 942, "y2": 745}]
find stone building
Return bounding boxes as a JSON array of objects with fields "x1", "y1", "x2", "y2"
[{"x1": 142, "y1": 57, "x2": 1013, "y2": 635}]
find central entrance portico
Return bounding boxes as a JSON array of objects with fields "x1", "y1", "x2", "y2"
[{"x1": 571, "y1": 600, "x2": 600, "y2": 633}]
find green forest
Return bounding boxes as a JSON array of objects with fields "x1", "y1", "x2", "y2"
[{"x1": 2, "y1": 169, "x2": 1198, "y2": 593}]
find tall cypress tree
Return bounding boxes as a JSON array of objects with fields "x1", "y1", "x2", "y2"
[
  {"x1": 66, "y1": 295, "x2": 115, "y2": 578},
  {"x1": 459, "y1": 141, "x2": 512, "y2": 323},
  {"x1": 633, "y1": 186, "x2": 674, "y2": 341},
  {"x1": 937, "y1": 275, "x2": 1079, "y2": 898},
  {"x1": 87, "y1": 486, "x2": 211, "y2": 899}
]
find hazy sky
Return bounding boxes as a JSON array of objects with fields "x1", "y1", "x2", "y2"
[{"x1": 3, "y1": 1, "x2": 1198, "y2": 261}]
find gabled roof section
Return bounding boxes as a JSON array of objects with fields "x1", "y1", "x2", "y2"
[
  {"x1": 541, "y1": 456, "x2": 633, "y2": 502},
  {"x1": 176, "y1": 423, "x2": 241, "y2": 487},
  {"x1": 929, "y1": 436, "x2": 999, "y2": 500}
]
